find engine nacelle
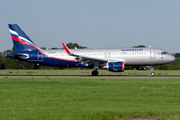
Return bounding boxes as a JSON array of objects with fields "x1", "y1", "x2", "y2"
[
  {"x1": 108, "y1": 62, "x2": 124, "y2": 72},
  {"x1": 76, "y1": 62, "x2": 89, "y2": 68}
]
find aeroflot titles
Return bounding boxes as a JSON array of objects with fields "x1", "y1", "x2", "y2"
[{"x1": 121, "y1": 49, "x2": 143, "y2": 51}]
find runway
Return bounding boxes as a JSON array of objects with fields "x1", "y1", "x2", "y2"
[{"x1": 0, "y1": 75, "x2": 180, "y2": 79}]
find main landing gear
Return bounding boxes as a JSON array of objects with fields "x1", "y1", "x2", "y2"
[
  {"x1": 151, "y1": 66, "x2": 155, "y2": 76},
  {"x1": 92, "y1": 64, "x2": 99, "y2": 76},
  {"x1": 92, "y1": 69, "x2": 99, "y2": 76}
]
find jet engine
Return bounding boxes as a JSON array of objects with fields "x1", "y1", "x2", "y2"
[{"x1": 107, "y1": 62, "x2": 124, "y2": 72}]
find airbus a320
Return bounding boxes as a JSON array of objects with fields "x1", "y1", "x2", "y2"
[{"x1": 6, "y1": 24, "x2": 175, "y2": 76}]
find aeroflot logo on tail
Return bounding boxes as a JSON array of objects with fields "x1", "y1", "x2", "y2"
[
  {"x1": 121, "y1": 49, "x2": 143, "y2": 51},
  {"x1": 9, "y1": 29, "x2": 36, "y2": 46}
]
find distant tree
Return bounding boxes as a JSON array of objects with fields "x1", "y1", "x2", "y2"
[
  {"x1": 7, "y1": 60, "x2": 19, "y2": 69},
  {"x1": 3, "y1": 50, "x2": 16, "y2": 69},
  {"x1": 40, "y1": 46, "x2": 47, "y2": 50},
  {"x1": 132, "y1": 45, "x2": 146, "y2": 48},
  {"x1": 175, "y1": 53, "x2": 180, "y2": 57},
  {"x1": 5, "y1": 49, "x2": 12, "y2": 53},
  {"x1": 0, "y1": 52, "x2": 5, "y2": 69},
  {"x1": 12, "y1": 46, "x2": 15, "y2": 52},
  {"x1": 66, "y1": 42, "x2": 87, "y2": 49},
  {"x1": 51, "y1": 47, "x2": 59, "y2": 50}
]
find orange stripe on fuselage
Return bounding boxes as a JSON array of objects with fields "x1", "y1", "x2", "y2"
[{"x1": 122, "y1": 62, "x2": 124, "y2": 71}]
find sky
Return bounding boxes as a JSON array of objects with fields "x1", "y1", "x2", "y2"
[{"x1": 1, "y1": 0, "x2": 180, "y2": 53}]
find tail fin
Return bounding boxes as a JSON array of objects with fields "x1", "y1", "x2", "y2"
[{"x1": 8, "y1": 24, "x2": 40, "y2": 52}]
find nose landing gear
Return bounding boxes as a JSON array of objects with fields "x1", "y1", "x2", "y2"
[
  {"x1": 151, "y1": 66, "x2": 155, "y2": 76},
  {"x1": 151, "y1": 72, "x2": 155, "y2": 76}
]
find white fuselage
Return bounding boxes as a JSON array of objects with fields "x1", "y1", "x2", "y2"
[{"x1": 42, "y1": 47, "x2": 175, "y2": 66}]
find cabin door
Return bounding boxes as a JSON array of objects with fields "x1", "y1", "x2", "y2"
[
  {"x1": 150, "y1": 49, "x2": 155, "y2": 59},
  {"x1": 38, "y1": 52, "x2": 43, "y2": 62}
]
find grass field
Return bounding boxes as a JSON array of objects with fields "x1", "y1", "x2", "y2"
[
  {"x1": 1, "y1": 78, "x2": 180, "y2": 120},
  {"x1": 0, "y1": 69, "x2": 180, "y2": 75}
]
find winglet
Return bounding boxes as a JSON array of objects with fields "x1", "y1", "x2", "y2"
[{"x1": 62, "y1": 43, "x2": 71, "y2": 54}]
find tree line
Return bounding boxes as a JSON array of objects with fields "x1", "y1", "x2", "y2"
[{"x1": 0, "y1": 43, "x2": 180, "y2": 70}]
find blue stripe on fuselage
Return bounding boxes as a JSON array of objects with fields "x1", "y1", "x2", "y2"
[
  {"x1": 26, "y1": 54, "x2": 87, "y2": 67},
  {"x1": 39, "y1": 55, "x2": 84, "y2": 67}
]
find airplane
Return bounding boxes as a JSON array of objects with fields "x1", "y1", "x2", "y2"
[{"x1": 6, "y1": 24, "x2": 175, "y2": 76}]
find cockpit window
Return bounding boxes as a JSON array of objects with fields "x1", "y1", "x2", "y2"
[{"x1": 161, "y1": 51, "x2": 169, "y2": 55}]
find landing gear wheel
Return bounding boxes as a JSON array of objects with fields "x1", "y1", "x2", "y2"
[
  {"x1": 92, "y1": 70, "x2": 99, "y2": 76},
  {"x1": 151, "y1": 72, "x2": 155, "y2": 76}
]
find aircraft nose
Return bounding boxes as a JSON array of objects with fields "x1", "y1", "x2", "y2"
[
  {"x1": 172, "y1": 56, "x2": 175, "y2": 62},
  {"x1": 169, "y1": 55, "x2": 175, "y2": 63}
]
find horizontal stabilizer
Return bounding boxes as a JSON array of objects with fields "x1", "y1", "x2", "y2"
[{"x1": 6, "y1": 52, "x2": 29, "y2": 59}]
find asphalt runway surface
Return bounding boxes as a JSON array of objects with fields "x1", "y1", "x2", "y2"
[{"x1": 0, "y1": 75, "x2": 180, "y2": 79}]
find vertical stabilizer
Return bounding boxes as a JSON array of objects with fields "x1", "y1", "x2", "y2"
[{"x1": 8, "y1": 24, "x2": 40, "y2": 52}]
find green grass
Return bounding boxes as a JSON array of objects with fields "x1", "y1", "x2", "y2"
[
  {"x1": 0, "y1": 69, "x2": 180, "y2": 75},
  {"x1": 1, "y1": 78, "x2": 180, "y2": 120}
]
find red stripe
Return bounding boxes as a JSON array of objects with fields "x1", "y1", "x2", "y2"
[
  {"x1": 11, "y1": 36, "x2": 20, "y2": 41},
  {"x1": 11, "y1": 36, "x2": 23, "y2": 44},
  {"x1": 50, "y1": 56, "x2": 76, "y2": 62}
]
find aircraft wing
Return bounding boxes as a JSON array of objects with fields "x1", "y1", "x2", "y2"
[{"x1": 62, "y1": 43, "x2": 108, "y2": 66}]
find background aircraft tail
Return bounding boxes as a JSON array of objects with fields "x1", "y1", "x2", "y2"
[{"x1": 8, "y1": 24, "x2": 40, "y2": 52}]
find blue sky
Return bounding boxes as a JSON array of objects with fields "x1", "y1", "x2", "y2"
[{"x1": 1, "y1": 0, "x2": 180, "y2": 52}]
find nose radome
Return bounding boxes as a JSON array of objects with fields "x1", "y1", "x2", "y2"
[
  {"x1": 172, "y1": 56, "x2": 175, "y2": 62},
  {"x1": 170, "y1": 56, "x2": 175, "y2": 62}
]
